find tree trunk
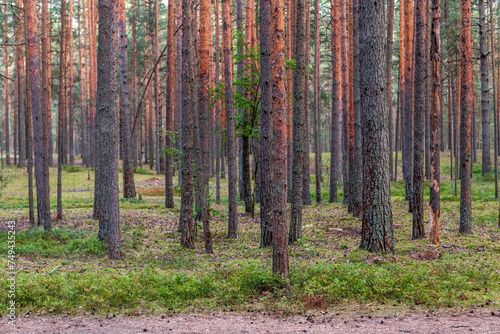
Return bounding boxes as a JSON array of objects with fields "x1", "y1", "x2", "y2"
[
  {"x1": 271, "y1": 0, "x2": 290, "y2": 286},
  {"x1": 412, "y1": 0, "x2": 425, "y2": 239},
  {"x1": 4, "y1": 6, "x2": 10, "y2": 166},
  {"x1": 68, "y1": 0, "x2": 75, "y2": 166},
  {"x1": 329, "y1": 0, "x2": 341, "y2": 203},
  {"x1": 313, "y1": 0, "x2": 321, "y2": 204},
  {"x1": 180, "y1": 0, "x2": 195, "y2": 248},
  {"x1": 260, "y1": 0, "x2": 273, "y2": 247},
  {"x1": 27, "y1": 0, "x2": 51, "y2": 230},
  {"x1": 57, "y1": 0, "x2": 67, "y2": 221},
  {"x1": 214, "y1": 0, "x2": 222, "y2": 203},
  {"x1": 78, "y1": 0, "x2": 86, "y2": 166},
  {"x1": 459, "y1": 0, "x2": 473, "y2": 234},
  {"x1": 340, "y1": 0, "x2": 349, "y2": 207},
  {"x1": 199, "y1": 0, "x2": 213, "y2": 254},
  {"x1": 386, "y1": 0, "x2": 394, "y2": 180},
  {"x1": 429, "y1": 0, "x2": 441, "y2": 245},
  {"x1": 118, "y1": 0, "x2": 136, "y2": 199},
  {"x1": 479, "y1": 0, "x2": 491, "y2": 175},
  {"x1": 165, "y1": 0, "x2": 175, "y2": 208},
  {"x1": 424, "y1": 0, "x2": 430, "y2": 180},
  {"x1": 359, "y1": 0, "x2": 395, "y2": 253},
  {"x1": 302, "y1": 0, "x2": 311, "y2": 206},
  {"x1": 491, "y1": 0, "x2": 499, "y2": 198},
  {"x1": 223, "y1": 0, "x2": 238, "y2": 238},
  {"x1": 289, "y1": 0, "x2": 306, "y2": 244},
  {"x1": 15, "y1": 3, "x2": 25, "y2": 168}
]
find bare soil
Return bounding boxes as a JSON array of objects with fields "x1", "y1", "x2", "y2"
[{"x1": 2, "y1": 311, "x2": 500, "y2": 334}]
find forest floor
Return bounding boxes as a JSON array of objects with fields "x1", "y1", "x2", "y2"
[{"x1": 1, "y1": 153, "x2": 500, "y2": 331}]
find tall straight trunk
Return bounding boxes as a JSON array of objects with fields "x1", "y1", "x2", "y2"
[
  {"x1": 386, "y1": 0, "x2": 394, "y2": 180},
  {"x1": 396, "y1": 0, "x2": 405, "y2": 181},
  {"x1": 340, "y1": 0, "x2": 349, "y2": 206},
  {"x1": 96, "y1": 0, "x2": 120, "y2": 259},
  {"x1": 4, "y1": 7, "x2": 10, "y2": 166},
  {"x1": 351, "y1": 0, "x2": 363, "y2": 217},
  {"x1": 302, "y1": 0, "x2": 311, "y2": 206},
  {"x1": 402, "y1": 0, "x2": 414, "y2": 207},
  {"x1": 27, "y1": 0, "x2": 51, "y2": 229},
  {"x1": 412, "y1": 0, "x2": 425, "y2": 239},
  {"x1": 223, "y1": 0, "x2": 238, "y2": 238},
  {"x1": 424, "y1": 0, "x2": 430, "y2": 179},
  {"x1": 359, "y1": 0, "x2": 394, "y2": 253},
  {"x1": 429, "y1": 0, "x2": 441, "y2": 245},
  {"x1": 153, "y1": 0, "x2": 161, "y2": 174},
  {"x1": 180, "y1": 0, "x2": 195, "y2": 248},
  {"x1": 329, "y1": 0, "x2": 341, "y2": 203},
  {"x1": 118, "y1": 0, "x2": 136, "y2": 199},
  {"x1": 260, "y1": 0, "x2": 273, "y2": 248},
  {"x1": 214, "y1": 0, "x2": 222, "y2": 203},
  {"x1": 78, "y1": 0, "x2": 86, "y2": 166},
  {"x1": 48, "y1": 10, "x2": 54, "y2": 167},
  {"x1": 84, "y1": 0, "x2": 91, "y2": 167},
  {"x1": 131, "y1": 0, "x2": 138, "y2": 167},
  {"x1": 286, "y1": 0, "x2": 292, "y2": 202},
  {"x1": 68, "y1": 0, "x2": 75, "y2": 166},
  {"x1": 176, "y1": 0, "x2": 183, "y2": 186},
  {"x1": 236, "y1": 0, "x2": 244, "y2": 200},
  {"x1": 289, "y1": 0, "x2": 306, "y2": 244},
  {"x1": 199, "y1": 0, "x2": 213, "y2": 254},
  {"x1": 271, "y1": 0, "x2": 290, "y2": 285},
  {"x1": 459, "y1": 0, "x2": 473, "y2": 234},
  {"x1": 15, "y1": 3, "x2": 25, "y2": 168},
  {"x1": 313, "y1": 0, "x2": 321, "y2": 203},
  {"x1": 165, "y1": 0, "x2": 175, "y2": 208},
  {"x1": 491, "y1": 0, "x2": 499, "y2": 198},
  {"x1": 57, "y1": 0, "x2": 67, "y2": 221},
  {"x1": 479, "y1": 0, "x2": 491, "y2": 175},
  {"x1": 25, "y1": 58, "x2": 35, "y2": 226}
]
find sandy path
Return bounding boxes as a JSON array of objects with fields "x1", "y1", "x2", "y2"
[{"x1": 2, "y1": 311, "x2": 500, "y2": 334}]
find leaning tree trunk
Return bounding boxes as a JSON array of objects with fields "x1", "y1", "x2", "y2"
[
  {"x1": 359, "y1": 0, "x2": 395, "y2": 253},
  {"x1": 459, "y1": 0, "x2": 473, "y2": 234}
]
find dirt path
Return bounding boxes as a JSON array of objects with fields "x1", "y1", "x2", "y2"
[{"x1": 2, "y1": 311, "x2": 500, "y2": 334}]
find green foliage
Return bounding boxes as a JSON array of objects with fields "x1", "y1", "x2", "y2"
[
  {"x1": 62, "y1": 165, "x2": 86, "y2": 173},
  {"x1": 133, "y1": 167, "x2": 154, "y2": 175}
]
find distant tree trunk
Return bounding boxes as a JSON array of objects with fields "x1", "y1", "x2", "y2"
[
  {"x1": 412, "y1": 0, "x2": 425, "y2": 239},
  {"x1": 15, "y1": 3, "x2": 25, "y2": 168},
  {"x1": 491, "y1": 0, "x2": 499, "y2": 198},
  {"x1": 165, "y1": 0, "x2": 175, "y2": 208},
  {"x1": 180, "y1": 0, "x2": 195, "y2": 248},
  {"x1": 396, "y1": 0, "x2": 405, "y2": 181},
  {"x1": 223, "y1": 0, "x2": 238, "y2": 238},
  {"x1": 424, "y1": 0, "x2": 430, "y2": 180},
  {"x1": 260, "y1": 0, "x2": 273, "y2": 247},
  {"x1": 271, "y1": 0, "x2": 290, "y2": 286},
  {"x1": 302, "y1": 0, "x2": 311, "y2": 206},
  {"x1": 118, "y1": 0, "x2": 136, "y2": 199},
  {"x1": 329, "y1": 0, "x2": 341, "y2": 204},
  {"x1": 459, "y1": 0, "x2": 473, "y2": 234},
  {"x1": 289, "y1": 0, "x2": 306, "y2": 244},
  {"x1": 402, "y1": 0, "x2": 414, "y2": 208},
  {"x1": 199, "y1": 0, "x2": 213, "y2": 254},
  {"x1": 78, "y1": 0, "x2": 86, "y2": 166},
  {"x1": 153, "y1": 0, "x2": 162, "y2": 174},
  {"x1": 340, "y1": 0, "x2": 349, "y2": 207},
  {"x1": 313, "y1": 0, "x2": 321, "y2": 203},
  {"x1": 25, "y1": 62, "x2": 35, "y2": 226},
  {"x1": 131, "y1": 0, "x2": 138, "y2": 167},
  {"x1": 27, "y1": 0, "x2": 51, "y2": 230},
  {"x1": 351, "y1": 0, "x2": 363, "y2": 217},
  {"x1": 429, "y1": 0, "x2": 441, "y2": 245},
  {"x1": 214, "y1": 0, "x2": 222, "y2": 203},
  {"x1": 68, "y1": 0, "x2": 75, "y2": 166},
  {"x1": 4, "y1": 6, "x2": 10, "y2": 166},
  {"x1": 359, "y1": 0, "x2": 394, "y2": 253},
  {"x1": 57, "y1": 0, "x2": 67, "y2": 221},
  {"x1": 386, "y1": 0, "x2": 394, "y2": 180},
  {"x1": 479, "y1": 0, "x2": 491, "y2": 175}
]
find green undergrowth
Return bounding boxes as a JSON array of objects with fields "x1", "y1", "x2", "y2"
[{"x1": 0, "y1": 153, "x2": 499, "y2": 316}]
